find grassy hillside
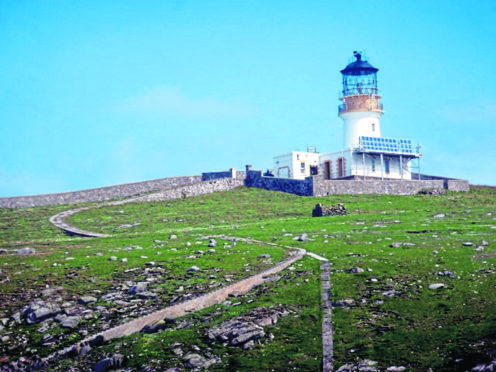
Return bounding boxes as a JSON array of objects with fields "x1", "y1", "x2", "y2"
[{"x1": 0, "y1": 186, "x2": 495, "y2": 371}]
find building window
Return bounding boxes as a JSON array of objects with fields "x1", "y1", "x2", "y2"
[
  {"x1": 371, "y1": 158, "x2": 376, "y2": 172},
  {"x1": 301, "y1": 162, "x2": 305, "y2": 173},
  {"x1": 385, "y1": 159, "x2": 390, "y2": 174},
  {"x1": 371, "y1": 123, "x2": 376, "y2": 132},
  {"x1": 296, "y1": 154, "x2": 300, "y2": 160}
]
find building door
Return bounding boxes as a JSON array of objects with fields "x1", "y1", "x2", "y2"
[
  {"x1": 337, "y1": 157, "x2": 346, "y2": 178},
  {"x1": 384, "y1": 159, "x2": 390, "y2": 174},
  {"x1": 323, "y1": 161, "x2": 332, "y2": 180}
]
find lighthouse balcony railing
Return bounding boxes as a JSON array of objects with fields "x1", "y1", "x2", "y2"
[{"x1": 338, "y1": 101, "x2": 383, "y2": 114}]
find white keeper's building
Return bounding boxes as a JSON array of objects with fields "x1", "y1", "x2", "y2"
[{"x1": 273, "y1": 52, "x2": 420, "y2": 180}]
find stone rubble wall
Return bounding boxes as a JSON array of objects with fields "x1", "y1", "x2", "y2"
[
  {"x1": 1, "y1": 167, "x2": 469, "y2": 210},
  {"x1": 245, "y1": 169, "x2": 313, "y2": 196},
  {"x1": 202, "y1": 169, "x2": 246, "y2": 181},
  {"x1": 0, "y1": 175, "x2": 202, "y2": 208},
  {"x1": 446, "y1": 179, "x2": 470, "y2": 192},
  {"x1": 313, "y1": 175, "x2": 450, "y2": 196},
  {"x1": 50, "y1": 178, "x2": 245, "y2": 237}
]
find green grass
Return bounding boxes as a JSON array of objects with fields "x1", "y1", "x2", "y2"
[{"x1": 0, "y1": 186, "x2": 495, "y2": 371}]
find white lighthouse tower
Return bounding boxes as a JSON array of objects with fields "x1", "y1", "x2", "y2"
[
  {"x1": 318, "y1": 52, "x2": 420, "y2": 180},
  {"x1": 339, "y1": 51, "x2": 383, "y2": 149},
  {"x1": 273, "y1": 51, "x2": 420, "y2": 181}
]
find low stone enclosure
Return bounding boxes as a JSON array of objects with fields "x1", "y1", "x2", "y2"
[{"x1": 0, "y1": 166, "x2": 469, "y2": 208}]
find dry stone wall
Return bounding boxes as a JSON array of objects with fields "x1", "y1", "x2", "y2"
[
  {"x1": 50, "y1": 178, "x2": 245, "y2": 237},
  {"x1": 1, "y1": 166, "x2": 469, "y2": 210},
  {"x1": 0, "y1": 175, "x2": 202, "y2": 208},
  {"x1": 312, "y1": 176, "x2": 461, "y2": 196},
  {"x1": 245, "y1": 169, "x2": 313, "y2": 196}
]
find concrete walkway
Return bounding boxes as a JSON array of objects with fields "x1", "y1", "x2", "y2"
[{"x1": 321, "y1": 261, "x2": 333, "y2": 372}]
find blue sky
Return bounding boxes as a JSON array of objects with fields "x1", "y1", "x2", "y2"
[{"x1": 1, "y1": 1, "x2": 495, "y2": 196}]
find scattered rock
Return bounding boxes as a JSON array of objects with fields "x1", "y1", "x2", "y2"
[
  {"x1": 207, "y1": 319, "x2": 265, "y2": 346},
  {"x1": 258, "y1": 254, "x2": 271, "y2": 259},
  {"x1": 16, "y1": 247, "x2": 36, "y2": 255},
  {"x1": 243, "y1": 340, "x2": 255, "y2": 349},
  {"x1": 24, "y1": 301, "x2": 62, "y2": 324},
  {"x1": 129, "y1": 282, "x2": 148, "y2": 295},
  {"x1": 437, "y1": 271, "x2": 456, "y2": 278},
  {"x1": 169, "y1": 234, "x2": 177, "y2": 240},
  {"x1": 94, "y1": 354, "x2": 125, "y2": 372},
  {"x1": 312, "y1": 203, "x2": 348, "y2": 217},
  {"x1": 429, "y1": 283, "x2": 445, "y2": 290},
  {"x1": 59, "y1": 315, "x2": 81, "y2": 329},
  {"x1": 142, "y1": 319, "x2": 166, "y2": 334},
  {"x1": 336, "y1": 359, "x2": 378, "y2": 371},
  {"x1": 208, "y1": 239, "x2": 217, "y2": 248},
  {"x1": 108, "y1": 256, "x2": 117, "y2": 261},
  {"x1": 78, "y1": 296, "x2": 97, "y2": 305},
  {"x1": 333, "y1": 299, "x2": 355, "y2": 307},
  {"x1": 137, "y1": 291, "x2": 158, "y2": 299},
  {"x1": 183, "y1": 353, "x2": 217, "y2": 369},
  {"x1": 294, "y1": 233, "x2": 311, "y2": 242},
  {"x1": 474, "y1": 247, "x2": 484, "y2": 252},
  {"x1": 418, "y1": 189, "x2": 443, "y2": 195},
  {"x1": 433, "y1": 213, "x2": 445, "y2": 218},
  {"x1": 188, "y1": 266, "x2": 200, "y2": 272},
  {"x1": 347, "y1": 267, "x2": 364, "y2": 274},
  {"x1": 389, "y1": 242, "x2": 416, "y2": 248},
  {"x1": 463, "y1": 242, "x2": 474, "y2": 246}
]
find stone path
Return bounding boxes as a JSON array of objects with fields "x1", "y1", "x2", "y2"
[
  {"x1": 321, "y1": 261, "x2": 333, "y2": 372},
  {"x1": 49, "y1": 200, "x2": 334, "y2": 371},
  {"x1": 56, "y1": 239, "x2": 306, "y2": 359}
]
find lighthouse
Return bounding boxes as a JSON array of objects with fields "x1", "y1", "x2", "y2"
[
  {"x1": 339, "y1": 51, "x2": 383, "y2": 149},
  {"x1": 273, "y1": 51, "x2": 420, "y2": 181}
]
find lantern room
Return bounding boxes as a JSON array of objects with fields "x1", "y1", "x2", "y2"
[
  {"x1": 341, "y1": 51, "x2": 379, "y2": 96},
  {"x1": 339, "y1": 51, "x2": 383, "y2": 116}
]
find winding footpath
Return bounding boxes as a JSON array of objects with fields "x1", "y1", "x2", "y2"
[{"x1": 48, "y1": 192, "x2": 334, "y2": 371}]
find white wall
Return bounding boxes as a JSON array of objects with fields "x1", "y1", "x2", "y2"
[
  {"x1": 350, "y1": 153, "x2": 414, "y2": 179},
  {"x1": 340, "y1": 111, "x2": 382, "y2": 149},
  {"x1": 274, "y1": 151, "x2": 320, "y2": 179}
]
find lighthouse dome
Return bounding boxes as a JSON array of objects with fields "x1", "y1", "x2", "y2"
[{"x1": 341, "y1": 52, "x2": 378, "y2": 76}]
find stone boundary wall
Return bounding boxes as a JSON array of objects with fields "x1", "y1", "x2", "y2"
[
  {"x1": 202, "y1": 169, "x2": 246, "y2": 181},
  {"x1": 0, "y1": 175, "x2": 202, "y2": 208},
  {"x1": 50, "y1": 178, "x2": 245, "y2": 237},
  {"x1": 245, "y1": 169, "x2": 313, "y2": 196},
  {"x1": 1, "y1": 167, "x2": 470, "y2": 209},
  {"x1": 312, "y1": 176, "x2": 447, "y2": 196},
  {"x1": 131, "y1": 178, "x2": 245, "y2": 203},
  {"x1": 446, "y1": 179, "x2": 470, "y2": 192}
]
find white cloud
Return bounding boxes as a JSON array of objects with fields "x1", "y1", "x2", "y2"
[{"x1": 115, "y1": 86, "x2": 256, "y2": 118}]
